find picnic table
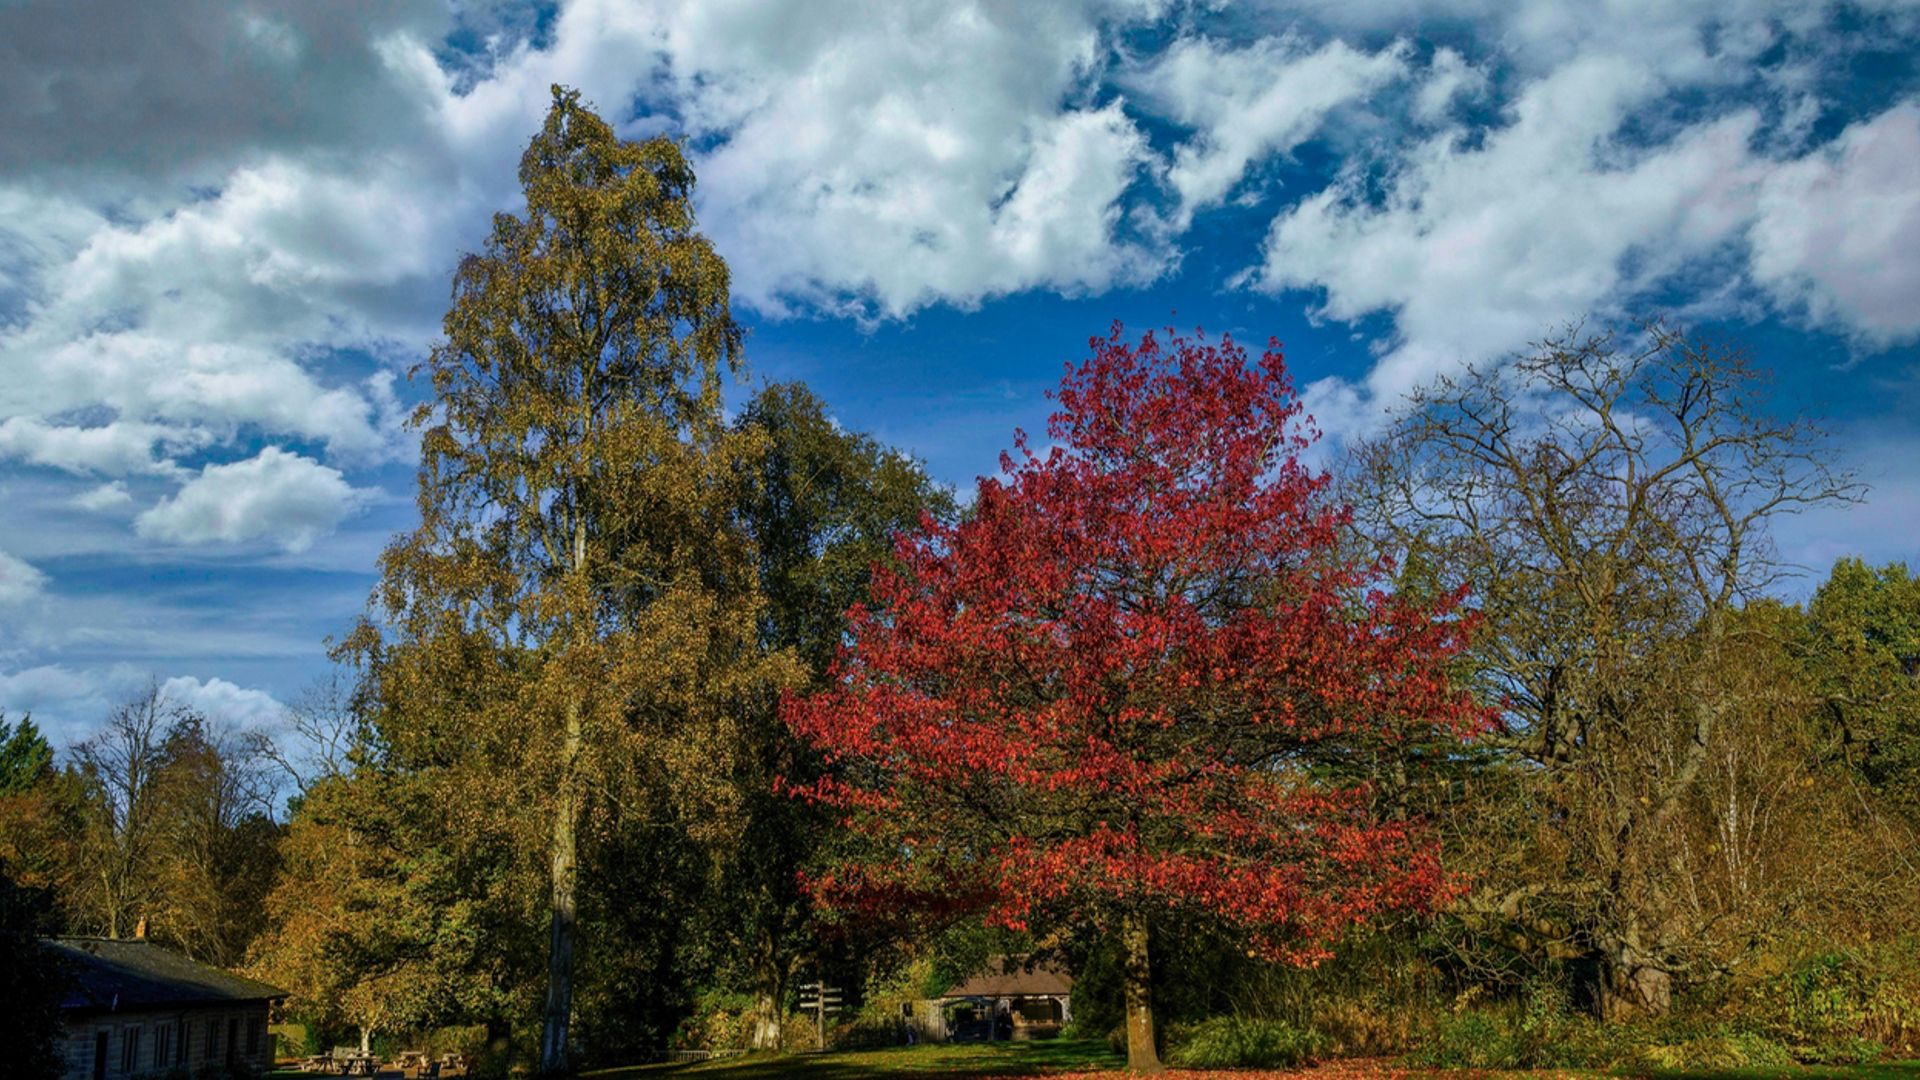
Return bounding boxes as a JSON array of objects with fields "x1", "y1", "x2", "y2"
[{"x1": 331, "y1": 1050, "x2": 379, "y2": 1076}]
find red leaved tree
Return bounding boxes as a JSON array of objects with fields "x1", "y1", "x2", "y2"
[{"x1": 784, "y1": 326, "x2": 1486, "y2": 1071}]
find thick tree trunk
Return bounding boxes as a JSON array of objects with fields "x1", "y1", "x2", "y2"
[
  {"x1": 1598, "y1": 951, "x2": 1672, "y2": 1019},
  {"x1": 749, "y1": 927, "x2": 786, "y2": 1051},
  {"x1": 1595, "y1": 922, "x2": 1672, "y2": 1020},
  {"x1": 1121, "y1": 909, "x2": 1163, "y2": 1072},
  {"x1": 539, "y1": 697, "x2": 583, "y2": 1076}
]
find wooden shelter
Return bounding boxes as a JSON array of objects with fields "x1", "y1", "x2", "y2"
[{"x1": 917, "y1": 956, "x2": 1072, "y2": 1042}]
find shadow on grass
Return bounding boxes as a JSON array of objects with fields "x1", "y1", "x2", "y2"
[
  {"x1": 585, "y1": 1039, "x2": 1127, "y2": 1079},
  {"x1": 583, "y1": 1047, "x2": 1920, "y2": 1079}
]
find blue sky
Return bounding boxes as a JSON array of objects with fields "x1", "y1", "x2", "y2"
[{"x1": 1, "y1": 0, "x2": 1917, "y2": 747}]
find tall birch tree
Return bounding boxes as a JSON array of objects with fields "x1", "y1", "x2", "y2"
[{"x1": 365, "y1": 86, "x2": 784, "y2": 1075}]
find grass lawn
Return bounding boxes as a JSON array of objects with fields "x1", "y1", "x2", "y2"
[
  {"x1": 579, "y1": 1041, "x2": 1920, "y2": 1079},
  {"x1": 1641, "y1": 1066, "x2": 1920, "y2": 1080},
  {"x1": 585, "y1": 1039, "x2": 1126, "y2": 1078}
]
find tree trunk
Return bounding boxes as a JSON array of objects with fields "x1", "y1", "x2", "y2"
[
  {"x1": 539, "y1": 697, "x2": 583, "y2": 1076},
  {"x1": 1595, "y1": 926, "x2": 1672, "y2": 1020},
  {"x1": 1121, "y1": 909, "x2": 1163, "y2": 1072},
  {"x1": 486, "y1": 1018, "x2": 512, "y2": 1063},
  {"x1": 749, "y1": 927, "x2": 785, "y2": 1051}
]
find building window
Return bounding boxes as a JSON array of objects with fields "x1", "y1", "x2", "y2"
[
  {"x1": 206, "y1": 1017, "x2": 221, "y2": 1060},
  {"x1": 247, "y1": 1017, "x2": 262, "y2": 1055},
  {"x1": 177, "y1": 1019, "x2": 188, "y2": 1065},
  {"x1": 120, "y1": 1027, "x2": 142, "y2": 1073},
  {"x1": 154, "y1": 1023, "x2": 171, "y2": 1069},
  {"x1": 1019, "y1": 997, "x2": 1062, "y2": 1023}
]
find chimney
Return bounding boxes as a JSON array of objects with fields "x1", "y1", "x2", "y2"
[{"x1": 134, "y1": 917, "x2": 148, "y2": 940}]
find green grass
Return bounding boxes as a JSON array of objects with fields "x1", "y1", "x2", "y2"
[
  {"x1": 268, "y1": 1043, "x2": 1920, "y2": 1079},
  {"x1": 585, "y1": 1039, "x2": 1126, "y2": 1079},
  {"x1": 1642, "y1": 1063, "x2": 1920, "y2": 1080},
  {"x1": 581, "y1": 1041, "x2": 1920, "y2": 1078}
]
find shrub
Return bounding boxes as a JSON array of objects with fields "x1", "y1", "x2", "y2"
[
  {"x1": 1800, "y1": 1034, "x2": 1885, "y2": 1065},
  {"x1": 1165, "y1": 1016, "x2": 1330, "y2": 1069},
  {"x1": 1627, "y1": 1030, "x2": 1796, "y2": 1071},
  {"x1": 1732, "y1": 946, "x2": 1920, "y2": 1056},
  {"x1": 1412, "y1": 1008, "x2": 1523, "y2": 1069},
  {"x1": 1311, "y1": 999, "x2": 1420, "y2": 1056},
  {"x1": 671, "y1": 990, "x2": 756, "y2": 1051}
]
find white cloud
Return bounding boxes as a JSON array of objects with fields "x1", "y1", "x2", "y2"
[
  {"x1": 0, "y1": 0, "x2": 1913, "y2": 533},
  {"x1": 0, "y1": 548, "x2": 46, "y2": 606},
  {"x1": 0, "y1": 665, "x2": 99, "y2": 736},
  {"x1": 1750, "y1": 102, "x2": 1920, "y2": 347},
  {"x1": 1132, "y1": 34, "x2": 1409, "y2": 225},
  {"x1": 1414, "y1": 46, "x2": 1487, "y2": 124},
  {"x1": 423, "y1": 0, "x2": 1173, "y2": 318},
  {"x1": 0, "y1": 416, "x2": 200, "y2": 476},
  {"x1": 160, "y1": 674, "x2": 286, "y2": 730},
  {"x1": 0, "y1": 157, "x2": 439, "y2": 469},
  {"x1": 135, "y1": 447, "x2": 369, "y2": 553},
  {"x1": 1256, "y1": 55, "x2": 1764, "y2": 403},
  {"x1": 70, "y1": 481, "x2": 134, "y2": 513},
  {"x1": 0, "y1": 665, "x2": 289, "y2": 746}
]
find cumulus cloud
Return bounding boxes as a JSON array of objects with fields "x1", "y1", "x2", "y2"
[
  {"x1": 617, "y1": 0, "x2": 1172, "y2": 316},
  {"x1": 0, "y1": 0, "x2": 1191, "y2": 510},
  {"x1": 70, "y1": 482, "x2": 133, "y2": 513},
  {"x1": 1256, "y1": 55, "x2": 1765, "y2": 402},
  {"x1": 1414, "y1": 46, "x2": 1488, "y2": 123},
  {"x1": 1750, "y1": 102, "x2": 1920, "y2": 347},
  {"x1": 0, "y1": 548, "x2": 47, "y2": 606},
  {"x1": 160, "y1": 674, "x2": 286, "y2": 730},
  {"x1": 0, "y1": 0, "x2": 1914, "y2": 546},
  {"x1": 135, "y1": 447, "x2": 369, "y2": 553},
  {"x1": 1132, "y1": 34, "x2": 1409, "y2": 226},
  {"x1": 0, "y1": 157, "x2": 440, "y2": 469},
  {"x1": 0, "y1": 416, "x2": 201, "y2": 476},
  {"x1": 0, "y1": 665, "x2": 286, "y2": 745}
]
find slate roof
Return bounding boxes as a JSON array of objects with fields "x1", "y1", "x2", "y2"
[
  {"x1": 48, "y1": 937, "x2": 287, "y2": 1014},
  {"x1": 940, "y1": 955, "x2": 1073, "y2": 998}
]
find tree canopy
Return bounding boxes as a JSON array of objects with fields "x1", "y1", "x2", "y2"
[{"x1": 786, "y1": 326, "x2": 1487, "y2": 1070}]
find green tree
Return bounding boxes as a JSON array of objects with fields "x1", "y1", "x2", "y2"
[
  {"x1": 1803, "y1": 558, "x2": 1920, "y2": 819},
  {"x1": 0, "y1": 859, "x2": 67, "y2": 1080},
  {"x1": 0, "y1": 714, "x2": 53, "y2": 796},
  {"x1": 719, "y1": 382, "x2": 952, "y2": 1048},
  {"x1": 362, "y1": 85, "x2": 787, "y2": 1074},
  {"x1": 0, "y1": 714, "x2": 86, "y2": 932}
]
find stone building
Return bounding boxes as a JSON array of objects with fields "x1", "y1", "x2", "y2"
[{"x1": 49, "y1": 936, "x2": 286, "y2": 1080}]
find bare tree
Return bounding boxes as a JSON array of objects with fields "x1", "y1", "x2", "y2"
[
  {"x1": 248, "y1": 668, "x2": 365, "y2": 799},
  {"x1": 151, "y1": 713, "x2": 277, "y2": 965},
  {"x1": 69, "y1": 681, "x2": 188, "y2": 938},
  {"x1": 1352, "y1": 322, "x2": 1860, "y2": 1018}
]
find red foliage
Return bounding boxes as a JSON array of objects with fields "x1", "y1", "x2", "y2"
[{"x1": 783, "y1": 325, "x2": 1488, "y2": 961}]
